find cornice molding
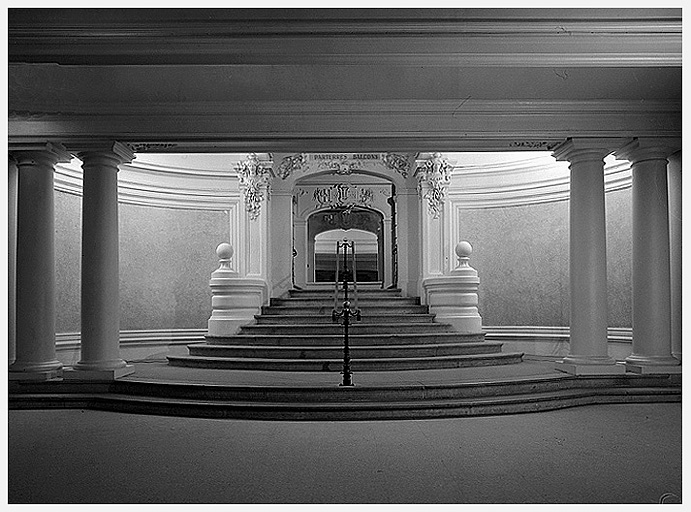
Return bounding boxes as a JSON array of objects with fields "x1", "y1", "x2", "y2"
[
  {"x1": 9, "y1": 12, "x2": 680, "y2": 67},
  {"x1": 448, "y1": 155, "x2": 632, "y2": 208},
  {"x1": 54, "y1": 160, "x2": 242, "y2": 210},
  {"x1": 9, "y1": 99, "x2": 681, "y2": 117},
  {"x1": 9, "y1": 100, "x2": 681, "y2": 154}
]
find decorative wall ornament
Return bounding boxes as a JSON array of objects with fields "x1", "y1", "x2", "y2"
[
  {"x1": 317, "y1": 160, "x2": 359, "y2": 175},
  {"x1": 415, "y1": 152, "x2": 452, "y2": 219},
  {"x1": 236, "y1": 153, "x2": 271, "y2": 220},
  {"x1": 312, "y1": 207, "x2": 382, "y2": 234},
  {"x1": 382, "y1": 152, "x2": 410, "y2": 177},
  {"x1": 275, "y1": 153, "x2": 308, "y2": 179},
  {"x1": 508, "y1": 141, "x2": 555, "y2": 150},
  {"x1": 125, "y1": 142, "x2": 178, "y2": 152},
  {"x1": 312, "y1": 184, "x2": 374, "y2": 209}
]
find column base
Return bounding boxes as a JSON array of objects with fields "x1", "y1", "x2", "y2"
[
  {"x1": 63, "y1": 364, "x2": 135, "y2": 380},
  {"x1": 554, "y1": 361, "x2": 626, "y2": 376},
  {"x1": 9, "y1": 368, "x2": 63, "y2": 381},
  {"x1": 624, "y1": 363, "x2": 682, "y2": 375}
]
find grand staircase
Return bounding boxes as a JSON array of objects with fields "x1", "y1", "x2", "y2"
[{"x1": 167, "y1": 287, "x2": 524, "y2": 371}]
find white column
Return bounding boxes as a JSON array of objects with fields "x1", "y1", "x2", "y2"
[
  {"x1": 615, "y1": 139, "x2": 681, "y2": 374},
  {"x1": 65, "y1": 142, "x2": 135, "y2": 379},
  {"x1": 553, "y1": 139, "x2": 624, "y2": 375},
  {"x1": 668, "y1": 151, "x2": 681, "y2": 361},
  {"x1": 8, "y1": 156, "x2": 18, "y2": 365},
  {"x1": 9, "y1": 143, "x2": 71, "y2": 380}
]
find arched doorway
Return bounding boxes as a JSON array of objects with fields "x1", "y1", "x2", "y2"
[
  {"x1": 310, "y1": 209, "x2": 384, "y2": 283},
  {"x1": 291, "y1": 173, "x2": 397, "y2": 289}
]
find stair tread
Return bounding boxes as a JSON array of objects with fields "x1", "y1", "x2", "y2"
[
  {"x1": 242, "y1": 323, "x2": 451, "y2": 328},
  {"x1": 170, "y1": 352, "x2": 523, "y2": 363},
  {"x1": 209, "y1": 333, "x2": 484, "y2": 339},
  {"x1": 13, "y1": 386, "x2": 681, "y2": 409},
  {"x1": 194, "y1": 342, "x2": 500, "y2": 350}
]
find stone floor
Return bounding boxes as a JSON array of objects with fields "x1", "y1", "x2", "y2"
[{"x1": 8, "y1": 402, "x2": 682, "y2": 504}]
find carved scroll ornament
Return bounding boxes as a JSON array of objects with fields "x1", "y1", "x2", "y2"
[
  {"x1": 414, "y1": 152, "x2": 452, "y2": 219},
  {"x1": 236, "y1": 153, "x2": 271, "y2": 220}
]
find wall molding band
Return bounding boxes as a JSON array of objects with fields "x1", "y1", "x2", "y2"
[
  {"x1": 56, "y1": 329, "x2": 207, "y2": 350},
  {"x1": 484, "y1": 325, "x2": 632, "y2": 344},
  {"x1": 54, "y1": 326, "x2": 632, "y2": 350}
]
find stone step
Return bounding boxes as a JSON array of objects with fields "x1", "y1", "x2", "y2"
[
  {"x1": 187, "y1": 341, "x2": 502, "y2": 359},
  {"x1": 269, "y1": 296, "x2": 421, "y2": 307},
  {"x1": 205, "y1": 332, "x2": 486, "y2": 346},
  {"x1": 254, "y1": 314, "x2": 438, "y2": 324},
  {"x1": 288, "y1": 288, "x2": 403, "y2": 298},
  {"x1": 261, "y1": 304, "x2": 431, "y2": 315},
  {"x1": 167, "y1": 352, "x2": 525, "y2": 372},
  {"x1": 239, "y1": 322, "x2": 455, "y2": 335},
  {"x1": 9, "y1": 385, "x2": 681, "y2": 420},
  {"x1": 11, "y1": 371, "x2": 682, "y2": 404}
]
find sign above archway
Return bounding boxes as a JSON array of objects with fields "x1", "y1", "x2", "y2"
[{"x1": 274, "y1": 152, "x2": 415, "y2": 181}]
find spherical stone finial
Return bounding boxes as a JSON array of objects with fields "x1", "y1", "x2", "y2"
[
  {"x1": 455, "y1": 241, "x2": 473, "y2": 259},
  {"x1": 216, "y1": 242, "x2": 234, "y2": 260}
]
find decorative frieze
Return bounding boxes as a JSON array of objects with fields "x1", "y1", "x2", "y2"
[
  {"x1": 382, "y1": 152, "x2": 411, "y2": 177},
  {"x1": 415, "y1": 152, "x2": 451, "y2": 219},
  {"x1": 235, "y1": 153, "x2": 271, "y2": 220}
]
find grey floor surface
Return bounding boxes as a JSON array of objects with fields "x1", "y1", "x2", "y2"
[{"x1": 8, "y1": 403, "x2": 682, "y2": 504}]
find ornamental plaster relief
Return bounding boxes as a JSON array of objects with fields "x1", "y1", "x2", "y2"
[
  {"x1": 235, "y1": 153, "x2": 272, "y2": 220},
  {"x1": 295, "y1": 183, "x2": 392, "y2": 220},
  {"x1": 415, "y1": 152, "x2": 452, "y2": 219}
]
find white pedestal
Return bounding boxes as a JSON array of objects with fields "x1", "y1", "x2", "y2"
[
  {"x1": 422, "y1": 275, "x2": 483, "y2": 334},
  {"x1": 9, "y1": 368, "x2": 63, "y2": 381},
  {"x1": 63, "y1": 364, "x2": 135, "y2": 380},
  {"x1": 554, "y1": 361, "x2": 626, "y2": 376},
  {"x1": 207, "y1": 277, "x2": 268, "y2": 336}
]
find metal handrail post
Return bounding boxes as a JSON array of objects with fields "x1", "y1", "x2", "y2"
[{"x1": 332, "y1": 238, "x2": 361, "y2": 387}]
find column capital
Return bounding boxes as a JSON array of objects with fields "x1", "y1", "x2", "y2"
[
  {"x1": 552, "y1": 137, "x2": 628, "y2": 164},
  {"x1": 614, "y1": 137, "x2": 682, "y2": 164},
  {"x1": 72, "y1": 141, "x2": 135, "y2": 166},
  {"x1": 9, "y1": 141, "x2": 72, "y2": 165}
]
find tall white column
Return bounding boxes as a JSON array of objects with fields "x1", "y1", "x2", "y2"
[
  {"x1": 615, "y1": 139, "x2": 681, "y2": 374},
  {"x1": 65, "y1": 142, "x2": 135, "y2": 379},
  {"x1": 8, "y1": 156, "x2": 18, "y2": 365},
  {"x1": 9, "y1": 143, "x2": 71, "y2": 380},
  {"x1": 553, "y1": 139, "x2": 624, "y2": 375},
  {"x1": 668, "y1": 151, "x2": 681, "y2": 361}
]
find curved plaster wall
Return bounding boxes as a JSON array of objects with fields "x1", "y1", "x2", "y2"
[
  {"x1": 447, "y1": 152, "x2": 633, "y2": 329},
  {"x1": 52, "y1": 152, "x2": 633, "y2": 340},
  {"x1": 54, "y1": 154, "x2": 239, "y2": 334}
]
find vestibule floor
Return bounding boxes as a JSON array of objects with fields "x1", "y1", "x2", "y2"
[
  {"x1": 8, "y1": 402, "x2": 682, "y2": 504},
  {"x1": 7, "y1": 359, "x2": 684, "y2": 504}
]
